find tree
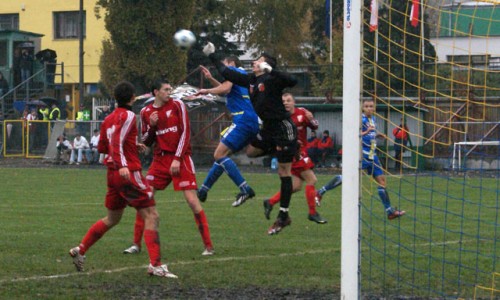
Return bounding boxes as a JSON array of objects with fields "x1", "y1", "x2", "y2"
[{"x1": 95, "y1": 0, "x2": 195, "y2": 94}]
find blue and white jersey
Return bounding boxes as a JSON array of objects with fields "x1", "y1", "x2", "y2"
[
  {"x1": 361, "y1": 113, "x2": 377, "y2": 160},
  {"x1": 226, "y1": 66, "x2": 258, "y2": 126}
]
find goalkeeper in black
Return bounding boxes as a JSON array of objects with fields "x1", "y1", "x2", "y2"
[{"x1": 203, "y1": 42, "x2": 298, "y2": 235}]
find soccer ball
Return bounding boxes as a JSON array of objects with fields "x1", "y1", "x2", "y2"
[{"x1": 173, "y1": 29, "x2": 196, "y2": 50}]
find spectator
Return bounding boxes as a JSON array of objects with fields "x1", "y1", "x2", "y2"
[
  {"x1": 392, "y1": 118, "x2": 410, "y2": 172},
  {"x1": 306, "y1": 130, "x2": 320, "y2": 164},
  {"x1": 26, "y1": 107, "x2": 38, "y2": 150},
  {"x1": 99, "y1": 105, "x2": 111, "y2": 120},
  {"x1": 317, "y1": 130, "x2": 334, "y2": 167},
  {"x1": 0, "y1": 71, "x2": 9, "y2": 96},
  {"x1": 49, "y1": 103, "x2": 60, "y2": 121},
  {"x1": 89, "y1": 129, "x2": 101, "y2": 164},
  {"x1": 69, "y1": 133, "x2": 91, "y2": 165},
  {"x1": 55, "y1": 134, "x2": 72, "y2": 164},
  {"x1": 20, "y1": 49, "x2": 33, "y2": 83}
]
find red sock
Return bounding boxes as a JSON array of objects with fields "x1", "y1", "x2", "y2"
[
  {"x1": 194, "y1": 210, "x2": 213, "y2": 249},
  {"x1": 79, "y1": 220, "x2": 109, "y2": 255},
  {"x1": 133, "y1": 212, "x2": 145, "y2": 247},
  {"x1": 306, "y1": 185, "x2": 316, "y2": 215},
  {"x1": 144, "y1": 229, "x2": 162, "y2": 267},
  {"x1": 269, "y1": 191, "x2": 281, "y2": 206}
]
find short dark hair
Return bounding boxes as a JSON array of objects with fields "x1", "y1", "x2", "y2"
[
  {"x1": 323, "y1": 130, "x2": 330, "y2": 135},
  {"x1": 94, "y1": 129, "x2": 99, "y2": 133},
  {"x1": 151, "y1": 78, "x2": 171, "y2": 95},
  {"x1": 363, "y1": 98, "x2": 374, "y2": 104},
  {"x1": 260, "y1": 52, "x2": 277, "y2": 69},
  {"x1": 114, "y1": 81, "x2": 135, "y2": 106},
  {"x1": 225, "y1": 56, "x2": 241, "y2": 68}
]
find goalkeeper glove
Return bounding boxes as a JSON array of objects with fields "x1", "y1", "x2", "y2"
[
  {"x1": 202, "y1": 42, "x2": 215, "y2": 56},
  {"x1": 259, "y1": 62, "x2": 272, "y2": 73}
]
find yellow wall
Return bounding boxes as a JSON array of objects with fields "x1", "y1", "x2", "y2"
[{"x1": 0, "y1": 0, "x2": 107, "y2": 85}]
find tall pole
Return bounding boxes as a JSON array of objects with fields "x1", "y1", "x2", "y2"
[
  {"x1": 329, "y1": 0, "x2": 333, "y2": 63},
  {"x1": 79, "y1": 0, "x2": 84, "y2": 105},
  {"x1": 341, "y1": 0, "x2": 361, "y2": 298}
]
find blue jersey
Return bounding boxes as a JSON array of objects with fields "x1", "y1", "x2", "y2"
[
  {"x1": 361, "y1": 114, "x2": 377, "y2": 160},
  {"x1": 225, "y1": 66, "x2": 258, "y2": 126}
]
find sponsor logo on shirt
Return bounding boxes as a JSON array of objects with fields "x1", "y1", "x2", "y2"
[
  {"x1": 179, "y1": 181, "x2": 191, "y2": 187},
  {"x1": 156, "y1": 126, "x2": 178, "y2": 135}
]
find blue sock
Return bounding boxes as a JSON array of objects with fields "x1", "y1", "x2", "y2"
[
  {"x1": 218, "y1": 157, "x2": 249, "y2": 193},
  {"x1": 319, "y1": 175, "x2": 342, "y2": 196},
  {"x1": 202, "y1": 161, "x2": 224, "y2": 190},
  {"x1": 377, "y1": 187, "x2": 393, "y2": 214}
]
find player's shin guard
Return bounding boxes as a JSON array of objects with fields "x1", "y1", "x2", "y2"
[
  {"x1": 218, "y1": 157, "x2": 249, "y2": 192},
  {"x1": 133, "y1": 212, "x2": 145, "y2": 247},
  {"x1": 144, "y1": 230, "x2": 162, "y2": 267},
  {"x1": 305, "y1": 185, "x2": 317, "y2": 215},
  {"x1": 319, "y1": 175, "x2": 342, "y2": 196},
  {"x1": 79, "y1": 220, "x2": 109, "y2": 255},
  {"x1": 278, "y1": 176, "x2": 293, "y2": 220},
  {"x1": 203, "y1": 161, "x2": 224, "y2": 190},
  {"x1": 377, "y1": 186, "x2": 392, "y2": 213},
  {"x1": 194, "y1": 210, "x2": 213, "y2": 249},
  {"x1": 269, "y1": 191, "x2": 281, "y2": 206}
]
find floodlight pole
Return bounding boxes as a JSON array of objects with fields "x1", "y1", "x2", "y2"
[
  {"x1": 79, "y1": 0, "x2": 84, "y2": 105},
  {"x1": 341, "y1": 0, "x2": 361, "y2": 298}
]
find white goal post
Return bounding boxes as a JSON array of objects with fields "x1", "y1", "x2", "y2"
[{"x1": 452, "y1": 140, "x2": 500, "y2": 170}]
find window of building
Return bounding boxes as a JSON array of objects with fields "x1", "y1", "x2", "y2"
[
  {"x1": 0, "y1": 14, "x2": 19, "y2": 30},
  {"x1": 53, "y1": 11, "x2": 86, "y2": 39}
]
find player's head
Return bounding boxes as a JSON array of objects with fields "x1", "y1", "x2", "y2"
[
  {"x1": 362, "y1": 98, "x2": 375, "y2": 116},
  {"x1": 310, "y1": 130, "x2": 317, "y2": 137},
  {"x1": 223, "y1": 56, "x2": 241, "y2": 68},
  {"x1": 282, "y1": 93, "x2": 295, "y2": 112},
  {"x1": 114, "y1": 81, "x2": 136, "y2": 107},
  {"x1": 323, "y1": 130, "x2": 330, "y2": 136},
  {"x1": 151, "y1": 78, "x2": 173, "y2": 103}
]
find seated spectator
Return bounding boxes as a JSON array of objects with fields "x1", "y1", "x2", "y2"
[
  {"x1": 55, "y1": 134, "x2": 72, "y2": 164},
  {"x1": 306, "y1": 130, "x2": 321, "y2": 165},
  {"x1": 89, "y1": 129, "x2": 101, "y2": 164},
  {"x1": 317, "y1": 130, "x2": 334, "y2": 167},
  {"x1": 69, "y1": 133, "x2": 91, "y2": 165}
]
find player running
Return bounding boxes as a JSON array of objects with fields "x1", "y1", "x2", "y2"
[
  {"x1": 195, "y1": 57, "x2": 260, "y2": 207},
  {"x1": 203, "y1": 42, "x2": 298, "y2": 235},
  {"x1": 123, "y1": 78, "x2": 214, "y2": 256},
  {"x1": 263, "y1": 93, "x2": 327, "y2": 224},
  {"x1": 69, "y1": 81, "x2": 177, "y2": 278},
  {"x1": 361, "y1": 98, "x2": 406, "y2": 220}
]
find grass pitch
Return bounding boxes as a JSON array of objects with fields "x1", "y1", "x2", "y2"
[{"x1": 0, "y1": 168, "x2": 341, "y2": 299}]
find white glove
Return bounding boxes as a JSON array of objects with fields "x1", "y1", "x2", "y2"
[
  {"x1": 202, "y1": 42, "x2": 215, "y2": 56},
  {"x1": 259, "y1": 62, "x2": 272, "y2": 73}
]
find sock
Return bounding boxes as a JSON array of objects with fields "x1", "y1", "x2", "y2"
[
  {"x1": 269, "y1": 191, "x2": 281, "y2": 206},
  {"x1": 194, "y1": 210, "x2": 213, "y2": 249},
  {"x1": 277, "y1": 176, "x2": 292, "y2": 220},
  {"x1": 377, "y1": 186, "x2": 393, "y2": 214},
  {"x1": 218, "y1": 157, "x2": 249, "y2": 193},
  {"x1": 320, "y1": 175, "x2": 342, "y2": 196},
  {"x1": 133, "y1": 212, "x2": 145, "y2": 247},
  {"x1": 144, "y1": 230, "x2": 162, "y2": 267},
  {"x1": 202, "y1": 161, "x2": 224, "y2": 190},
  {"x1": 305, "y1": 185, "x2": 317, "y2": 215},
  {"x1": 79, "y1": 220, "x2": 109, "y2": 255}
]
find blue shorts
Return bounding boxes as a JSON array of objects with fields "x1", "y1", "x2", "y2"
[
  {"x1": 221, "y1": 122, "x2": 259, "y2": 153},
  {"x1": 362, "y1": 155, "x2": 384, "y2": 177}
]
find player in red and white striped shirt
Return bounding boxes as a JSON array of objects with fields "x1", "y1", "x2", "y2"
[
  {"x1": 69, "y1": 81, "x2": 177, "y2": 278},
  {"x1": 123, "y1": 78, "x2": 214, "y2": 256}
]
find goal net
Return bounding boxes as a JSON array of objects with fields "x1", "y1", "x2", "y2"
[{"x1": 346, "y1": 0, "x2": 500, "y2": 298}]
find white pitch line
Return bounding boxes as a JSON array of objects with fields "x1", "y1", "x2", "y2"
[
  {"x1": 1, "y1": 238, "x2": 481, "y2": 284},
  {"x1": 1, "y1": 248, "x2": 337, "y2": 284}
]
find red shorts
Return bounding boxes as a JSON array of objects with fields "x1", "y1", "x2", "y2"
[
  {"x1": 146, "y1": 154, "x2": 198, "y2": 191},
  {"x1": 291, "y1": 152, "x2": 315, "y2": 179},
  {"x1": 105, "y1": 169, "x2": 156, "y2": 210}
]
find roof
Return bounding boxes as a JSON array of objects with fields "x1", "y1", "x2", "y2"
[{"x1": 0, "y1": 29, "x2": 44, "y2": 38}]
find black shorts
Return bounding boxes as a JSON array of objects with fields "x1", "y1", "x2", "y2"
[{"x1": 251, "y1": 118, "x2": 298, "y2": 163}]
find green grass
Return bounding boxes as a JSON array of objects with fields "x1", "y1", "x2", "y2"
[
  {"x1": 0, "y1": 168, "x2": 341, "y2": 299},
  {"x1": 0, "y1": 168, "x2": 497, "y2": 298}
]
